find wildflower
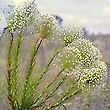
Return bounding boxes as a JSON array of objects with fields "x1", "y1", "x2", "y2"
[
  {"x1": 56, "y1": 46, "x2": 82, "y2": 73},
  {"x1": 36, "y1": 14, "x2": 58, "y2": 39},
  {"x1": 60, "y1": 27, "x2": 83, "y2": 46},
  {"x1": 71, "y1": 38, "x2": 103, "y2": 68},
  {"x1": 70, "y1": 39, "x2": 107, "y2": 91},
  {"x1": 8, "y1": 3, "x2": 39, "y2": 32},
  {"x1": 55, "y1": 38, "x2": 107, "y2": 91},
  {"x1": 76, "y1": 61, "x2": 107, "y2": 91}
]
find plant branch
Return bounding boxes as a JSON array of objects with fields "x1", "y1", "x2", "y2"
[
  {"x1": 31, "y1": 74, "x2": 67, "y2": 110},
  {"x1": 44, "y1": 89, "x2": 81, "y2": 110},
  {"x1": 42, "y1": 78, "x2": 81, "y2": 110},
  {"x1": 33, "y1": 48, "x2": 62, "y2": 90},
  {"x1": 11, "y1": 33, "x2": 23, "y2": 109},
  {"x1": 7, "y1": 32, "x2": 14, "y2": 109},
  {"x1": 31, "y1": 69, "x2": 65, "y2": 109},
  {"x1": 20, "y1": 38, "x2": 42, "y2": 109}
]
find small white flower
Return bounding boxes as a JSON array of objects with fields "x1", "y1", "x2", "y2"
[{"x1": 8, "y1": 3, "x2": 39, "y2": 32}]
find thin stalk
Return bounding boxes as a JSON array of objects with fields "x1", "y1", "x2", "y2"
[
  {"x1": 20, "y1": 38, "x2": 42, "y2": 109},
  {"x1": 31, "y1": 74, "x2": 67, "y2": 110},
  {"x1": 42, "y1": 79, "x2": 81, "y2": 110},
  {"x1": 33, "y1": 47, "x2": 62, "y2": 90},
  {"x1": 20, "y1": 48, "x2": 62, "y2": 109},
  {"x1": 11, "y1": 33, "x2": 23, "y2": 109},
  {"x1": 43, "y1": 89, "x2": 81, "y2": 110},
  {"x1": 31, "y1": 69, "x2": 64, "y2": 109},
  {"x1": 7, "y1": 32, "x2": 14, "y2": 109}
]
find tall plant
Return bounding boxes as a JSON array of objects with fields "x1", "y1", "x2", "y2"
[{"x1": 1, "y1": 1, "x2": 107, "y2": 110}]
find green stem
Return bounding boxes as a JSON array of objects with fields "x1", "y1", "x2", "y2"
[
  {"x1": 7, "y1": 32, "x2": 14, "y2": 109},
  {"x1": 31, "y1": 69, "x2": 65, "y2": 109},
  {"x1": 34, "y1": 47, "x2": 62, "y2": 89},
  {"x1": 44, "y1": 89, "x2": 81, "y2": 110},
  {"x1": 42, "y1": 79, "x2": 81, "y2": 110},
  {"x1": 11, "y1": 33, "x2": 23, "y2": 109},
  {"x1": 20, "y1": 38, "x2": 42, "y2": 109},
  {"x1": 31, "y1": 74, "x2": 67, "y2": 109},
  {"x1": 22, "y1": 48, "x2": 62, "y2": 109}
]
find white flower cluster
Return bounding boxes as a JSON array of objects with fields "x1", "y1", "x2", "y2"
[
  {"x1": 55, "y1": 37, "x2": 107, "y2": 90},
  {"x1": 75, "y1": 61, "x2": 107, "y2": 90},
  {"x1": 8, "y1": 3, "x2": 39, "y2": 32},
  {"x1": 36, "y1": 14, "x2": 58, "y2": 39},
  {"x1": 71, "y1": 39, "x2": 103, "y2": 68},
  {"x1": 59, "y1": 27, "x2": 84, "y2": 46},
  {"x1": 56, "y1": 46, "x2": 82, "y2": 72}
]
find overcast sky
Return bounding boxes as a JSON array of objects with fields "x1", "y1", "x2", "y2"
[{"x1": 0, "y1": 0, "x2": 110, "y2": 34}]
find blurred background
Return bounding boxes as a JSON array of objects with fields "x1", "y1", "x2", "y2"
[{"x1": 0, "y1": 0, "x2": 110, "y2": 110}]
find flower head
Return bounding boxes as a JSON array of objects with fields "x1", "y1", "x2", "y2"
[
  {"x1": 76, "y1": 61, "x2": 107, "y2": 91},
  {"x1": 70, "y1": 39, "x2": 107, "y2": 91},
  {"x1": 60, "y1": 27, "x2": 83, "y2": 46},
  {"x1": 71, "y1": 38, "x2": 103, "y2": 68},
  {"x1": 36, "y1": 14, "x2": 58, "y2": 39},
  {"x1": 56, "y1": 46, "x2": 82, "y2": 73},
  {"x1": 8, "y1": 3, "x2": 39, "y2": 32},
  {"x1": 55, "y1": 38, "x2": 107, "y2": 91}
]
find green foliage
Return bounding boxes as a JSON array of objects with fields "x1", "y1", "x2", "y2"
[{"x1": 1, "y1": 1, "x2": 106, "y2": 110}]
